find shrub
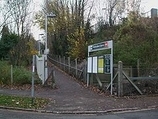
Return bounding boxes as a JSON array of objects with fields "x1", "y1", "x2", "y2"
[
  {"x1": 0, "y1": 61, "x2": 11, "y2": 84},
  {"x1": 0, "y1": 61, "x2": 32, "y2": 85},
  {"x1": 13, "y1": 66, "x2": 32, "y2": 85}
]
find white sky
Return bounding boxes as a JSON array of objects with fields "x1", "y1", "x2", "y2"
[
  {"x1": 141, "y1": 0, "x2": 158, "y2": 11},
  {"x1": 31, "y1": 0, "x2": 158, "y2": 40}
]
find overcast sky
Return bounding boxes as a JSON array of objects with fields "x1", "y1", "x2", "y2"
[{"x1": 141, "y1": 0, "x2": 158, "y2": 11}]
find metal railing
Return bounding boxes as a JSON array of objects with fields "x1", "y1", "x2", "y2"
[{"x1": 48, "y1": 55, "x2": 87, "y2": 82}]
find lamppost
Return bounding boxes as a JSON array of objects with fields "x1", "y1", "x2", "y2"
[{"x1": 44, "y1": 13, "x2": 56, "y2": 82}]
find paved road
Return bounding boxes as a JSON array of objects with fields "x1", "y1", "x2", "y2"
[{"x1": 0, "y1": 109, "x2": 158, "y2": 119}]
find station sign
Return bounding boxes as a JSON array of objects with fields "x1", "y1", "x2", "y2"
[
  {"x1": 88, "y1": 40, "x2": 112, "y2": 52},
  {"x1": 87, "y1": 40, "x2": 113, "y2": 95}
]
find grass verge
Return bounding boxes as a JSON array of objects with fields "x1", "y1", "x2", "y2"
[{"x1": 0, "y1": 94, "x2": 49, "y2": 109}]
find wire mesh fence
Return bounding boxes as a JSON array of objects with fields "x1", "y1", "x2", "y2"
[{"x1": 48, "y1": 55, "x2": 158, "y2": 95}]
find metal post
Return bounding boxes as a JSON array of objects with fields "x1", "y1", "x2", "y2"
[
  {"x1": 118, "y1": 61, "x2": 123, "y2": 97},
  {"x1": 59, "y1": 56, "x2": 61, "y2": 68},
  {"x1": 45, "y1": 15, "x2": 48, "y2": 53},
  {"x1": 44, "y1": 0, "x2": 48, "y2": 84},
  {"x1": 11, "y1": 65, "x2": 13, "y2": 88},
  {"x1": 44, "y1": 56, "x2": 46, "y2": 84},
  {"x1": 68, "y1": 57, "x2": 70, "y2": 73},
  {"x1": 75, "y1": 58, "x2": 78, "y2": 77},
  {"x1": 31, "y1": 55, "x2": 35, "y2": 104},
  {"x1": 64, "y1": 56, "x2": 65, "y2": 71},
  {"x1": 87, "y1": 73, "x2": 89, "y2": 86},
  {"x1": 84, "y1": 62, "x2": 87, "y2": 82},
  {"x1": 87, "y1": 46, "x2": 90, "y2": 87},
  {"x1": 110, "y1": 40, "x2": 113, "y2": 95},
  {"x1": 137, "y1": 59, "x2": 140, "y2": 77}
]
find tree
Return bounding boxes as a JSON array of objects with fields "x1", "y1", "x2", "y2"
[
  {"x1": 102, "y1": 0, "x2": 126, "y2": 26},
  {"x1": 3, "y1": 0, "x2": 36, "y2": 66},
  {"x1": 0, "y1": 25, "x2": 18, "y2": 59},
  {"x1": 113, "y1": 11, "x2": 158, "y2": 68},
  {"x1": 102, "y1": 0, "x2": 141, "y2": 26},
  {"x1": 4, "y1": 0, "x2": 32, "y2": 35},
  {"x1": 35, "y1": 0, "x2": 93, "y2": 60},
  {"x1": 126, "y1": 0, "x2": 141, "y2": 12},
  {"x1": 68, "y1": 28, "x2": 87, "y2": 59},
  {"x1": 0, "y1": 1, "x2": 13, "y2": 31}
]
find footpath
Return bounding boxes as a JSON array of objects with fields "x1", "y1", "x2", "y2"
[{"x1": 0, "y1": 65, "x2": 158, "y2": 114}]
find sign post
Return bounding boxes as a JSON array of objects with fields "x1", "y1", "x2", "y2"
[
  {"x1": 31, "y1": 55, "x2": 35, "y2": 104},
  {"x1": 87, "y1": 40, "x2": 113, "y2": 95}
]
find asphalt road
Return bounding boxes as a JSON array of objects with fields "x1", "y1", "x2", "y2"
[{"x1": 0, "y1": 109, "x2": 158, "y2": 119}]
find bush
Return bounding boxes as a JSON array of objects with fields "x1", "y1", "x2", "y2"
[
  {"x1": 0, "y1": 61, "x2": 32, "y2": 85},
  {"x1": 0, "y1": 61, "x2": 11, "y2": 84},
  {"x1": 13, "y1": 66, "x2": 32, "y2": 85}
]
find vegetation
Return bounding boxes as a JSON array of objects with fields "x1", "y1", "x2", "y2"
[
  {"x1": 0, "y1": 94, "x2": 49, "y2": 109},
  {"x1": 0, "y1": 0, "x2": 38, "y2": 66},
  {"x1": 0, "y1": 61, "x2": 32, "y2": 85},
  {"x1": 0, "y1": 0, "x2": 158, "y2": 77},
  {"x1": 33, "y1": 0, "x2": 158, "y2": 69},
  {"x1": 113, "y1": 12, "x2": 158, "y2": 67},
  {"x1": 35, "y1": 0, "x2": 92, "y2": 59}
]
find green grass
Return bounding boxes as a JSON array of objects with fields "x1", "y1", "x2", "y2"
[{"x1": 0, "y1": 94, "x2": 49, "y2": 109}]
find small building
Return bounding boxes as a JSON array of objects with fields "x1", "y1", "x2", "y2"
[{"x1": 151, "y1": 8, "x2": 158, "y2": 18}]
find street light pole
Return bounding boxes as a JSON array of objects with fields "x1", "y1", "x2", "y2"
[
  {"x1": 44, "y1": 13, "x2": 56, "y2": 83},
  {"x1": 45, "y1": 15, "x2": 48, "y2": 54},
  {"x1": 44, "y1": 14, "x2": 48, "y2": 83},
  {"x1": 44, "y1": 0, "x2": 48, "y2": 83}
]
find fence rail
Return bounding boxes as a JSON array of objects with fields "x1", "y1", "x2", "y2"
[
  {"x1": 48, "y1": 55, "x2": 158, "y2": 96},
  {"x1": 48, "y1": 55, "x2": 87, "y2": 82}
]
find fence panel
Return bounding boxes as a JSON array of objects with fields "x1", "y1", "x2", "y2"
[{"x1": 48, "y1": 55, "x2": 87, "y2": 82}]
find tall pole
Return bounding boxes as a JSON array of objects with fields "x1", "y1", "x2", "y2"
[
  {"x1": 110, "y1": 40, "x2": 113, "y2": 95},
  {"x1": 45, "y1": 0, "x2": 48, "y2": 54},
  {"x1": 44, "y1": 0, "x2": 56, "y2": 83},
  {"x1": 44, "y1": 0, "x2": 48, "y2": 82},
  {"x1": 11, "y1": 65, "x2": 13, "y2": 88},
  {"x1": 31, "y1": 55, "x2": 35, "y2": 104}
]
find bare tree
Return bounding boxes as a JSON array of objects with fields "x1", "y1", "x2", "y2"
[
  {"x1": 4, "y1": 0, "x2": 32, "y2": 35},
  {"x1": 3, "y1": 0, "x2": 35, "y2": 66},
  {"x1": 103, "y1": 0, "x2": 126, "y2": 26},
  {"x1": 0, "y1": 0, "x2": 14, "y2": 32},
  {"x1": 102, "y1": 0, "x2": 141, "y2": 26},
  {"x1": 126, "y1": 0, "x2": 141, "y2": 12}
]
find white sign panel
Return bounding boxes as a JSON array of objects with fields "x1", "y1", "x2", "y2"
[
  {"x1": 92, "y1": 57, "x2": 98, "y2": 73},
  {"x1": 87, "y1": 57, "x2": 98, "y2": 73},
  {"x1": 87, "y1": 57, "x2": 92, "y2": 73}
]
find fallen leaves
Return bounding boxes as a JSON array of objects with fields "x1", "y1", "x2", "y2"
[{"x1": 0, "y1": 94, "x2": 49, "y2": 109}]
